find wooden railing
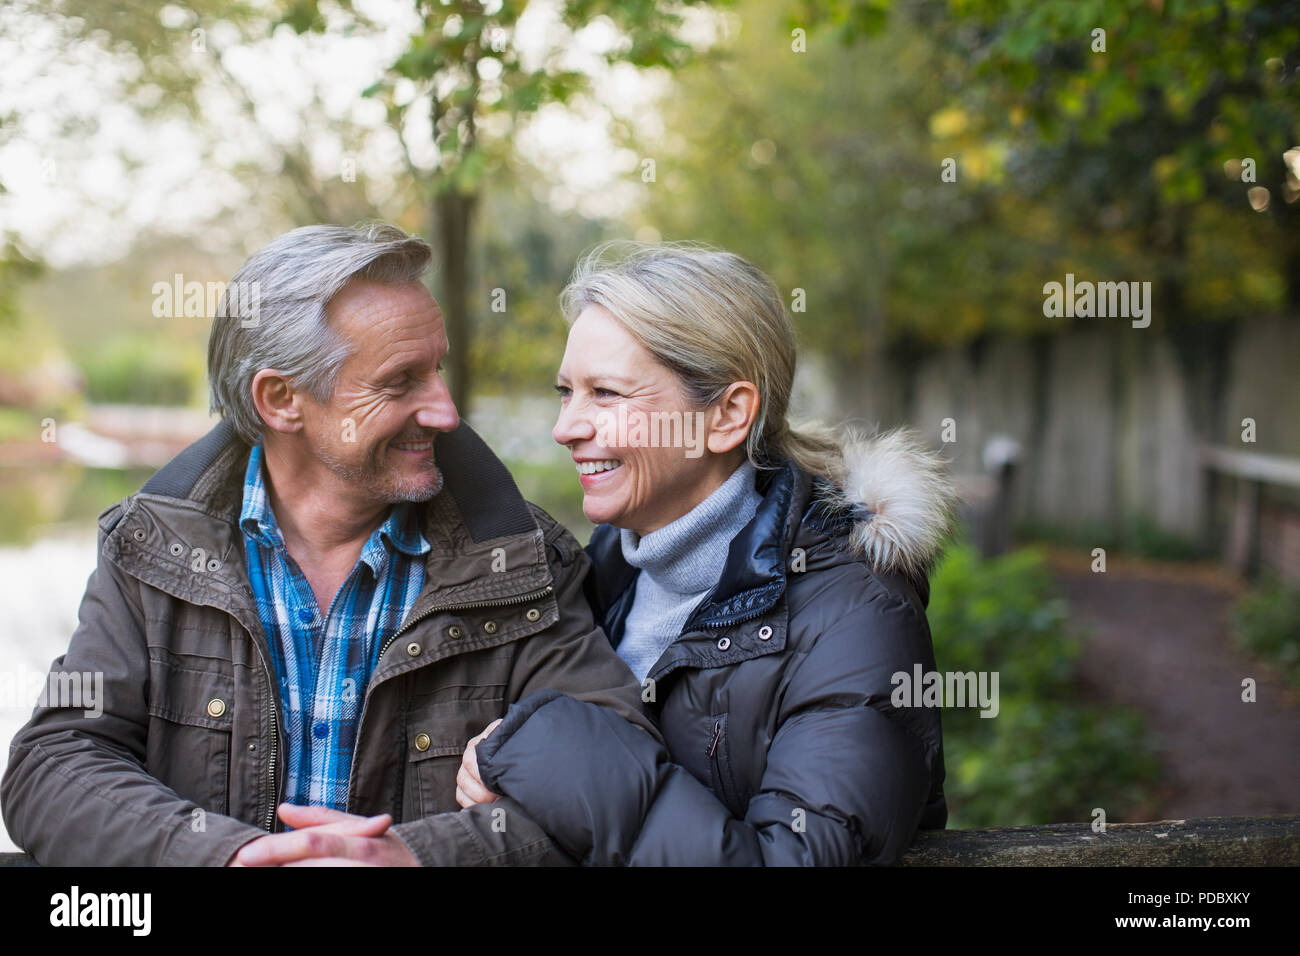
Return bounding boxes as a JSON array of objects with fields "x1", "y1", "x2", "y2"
[
  {"x1": 1201, "y1": 444, "x2": 1300, "y2": 578},
  {"x1": 900, "y1": 815, "x2": 1300, "y2": 865},
  {"x1": 3, "y1": 814, "x2": 1297, "y2": 865}
]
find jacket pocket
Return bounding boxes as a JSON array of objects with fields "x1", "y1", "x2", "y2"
[
  {"x1": 145, "y1": 655, "x2": 234, "y2": 815},
  {"x1": 706, "y1": 712, "x2": 742, "y2": 815},
  {"x1": 403, "y1": 696, "x2": 505, "y2": 819}
]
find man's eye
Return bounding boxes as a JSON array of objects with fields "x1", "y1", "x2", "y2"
[
  {"x1": 594, "y1": 388, "x2": 618, "y2": 398},
  {"x1": 554, "y1": 384, "x2": 571, "y2": 399}
]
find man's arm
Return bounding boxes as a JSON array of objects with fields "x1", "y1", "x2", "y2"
[
  {"x1": 383, "y1": 505, "x2": 657, "y2": 866},
  {"x1": 1, "y1": 519, "x2": 267, "y2": 866}
]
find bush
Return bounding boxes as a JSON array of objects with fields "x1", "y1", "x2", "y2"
[
  {"x1": 79, "y1": 336, "x2": 201, "y2": 406},
  {"x1": 1232, "y1": 576, "x2": 1300, "y2": 688},
  {"x1": 928, "y1": 543, "x2": 1162, "y2": 828}
]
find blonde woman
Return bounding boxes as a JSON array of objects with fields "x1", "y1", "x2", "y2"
[{"x1": 457, "y1": 241, "x2": 954, "y2": 865}]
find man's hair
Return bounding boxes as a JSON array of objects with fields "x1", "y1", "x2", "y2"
[{"x1": 207, "y1": 222, "x2": 433, "y2": 445}]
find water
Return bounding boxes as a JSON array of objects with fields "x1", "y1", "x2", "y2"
[{"x1": 0, "y1": 527, "x2": 99, "y2": 853}]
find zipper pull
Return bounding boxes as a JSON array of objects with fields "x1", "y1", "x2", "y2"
[{"x1": 707, "y1": 719, "x2": 723, "y2": 758}]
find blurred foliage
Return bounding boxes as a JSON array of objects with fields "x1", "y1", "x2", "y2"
[
  {"x1": 1014, "y1": 517, "x2": 1206, "y2": 562},
  {"x1": 0, "y1": 238, "x2": 43, "y2": 330},
  {"x1": 927, "y1": 543, "x2": 1162, "y2": 827},
  {"x1": 0, "y1": 464, "x2": 155, "y2": 545},
  {"x1": 0, "y1": 110, "x2": 44, "y2": 328},
  {"x1": 505, "y1": 456, "x2": 592, "y2": 545},
  {"x1": 344, "y1": 0, "x2": 727, "y2": 198},
  {"x1": 79, "y1": 336, "x2": 203, "y2": 406},
  {"x1": 908, "y1": 0, "x2": 1300, "y2": 314},
  {"x1": 628, "y1": 0, "x2": 1298, "y2": 374},
  {"x1": 468, "y1": 174, "x2": 605, "y2": 389},
  {"x1": 4, "y1": 0, "x2": 1296, "y2": 407},
  {"x1": 1232, "y1": 574, "x2": 1300, "y2": 688}
]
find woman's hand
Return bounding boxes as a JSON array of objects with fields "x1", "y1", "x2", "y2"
[{"x1": 456, "y1": 718, "x2": 503, "y2": 808}]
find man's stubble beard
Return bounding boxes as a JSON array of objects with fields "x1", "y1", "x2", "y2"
[{"x1": 315, "y1": 438, "x2": 445, "y2": 504}]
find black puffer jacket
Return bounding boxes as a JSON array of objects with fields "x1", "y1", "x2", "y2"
[{"x1": 476, "y1": 430, "x2": 953, "y2": 865}]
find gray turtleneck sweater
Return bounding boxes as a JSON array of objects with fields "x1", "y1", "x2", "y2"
[{"x1": 617, "y1": 460, "x2": 762, "y2": 684}]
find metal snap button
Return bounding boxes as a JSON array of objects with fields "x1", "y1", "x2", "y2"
[
  {"x1": 414, "y1": 732, "x2": 431, "y2": 752},
  {"x1": 169, "y1": 542, "x2": 184, "y2": 556},
  {"x1": 448, "y1": 625, "x2": 463, "y2": 639},
  {"x1": 132, "y1": 529, "x2": 145, "y2": 541},
  {"x1": 717, "y1": 637, "x2": 731, "y2": 651},
  {"x1": 207, "y1": 558, "x2": 221, "y2": 572},
  {"x1": 483, "y1": 621, "x2": 498, "y2": 634},
  {"x1": 525, "y1": 608, "x2": 540, "y2": 622},
  {"x1": 758, "y1": 625, "x2": 773, "y2": 641},
  {"x1": 405, "y1": 641, "x2": 421, "y2": 657},
  {"x1": 206, "y1": 698, "x2": 226, "y2": 718}
]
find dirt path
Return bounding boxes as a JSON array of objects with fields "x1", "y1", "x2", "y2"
[{"x1": 1050, "y1": 552, "x2": 1300, "y2": 820}]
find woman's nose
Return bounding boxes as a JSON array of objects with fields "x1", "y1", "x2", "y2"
[{"x1": 553, "y1": 398, "x2": 595, "y2": 447}]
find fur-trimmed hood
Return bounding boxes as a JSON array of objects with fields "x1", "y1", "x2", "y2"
[
  {"x1": 819, "y1": 428, "x2": 957, "y2": 577},
  {"x1": 585, "y1": 425, "x2": 956, "y2": 634}
]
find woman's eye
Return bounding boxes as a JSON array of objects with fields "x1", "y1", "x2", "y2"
[
  {"x1": 593, "y1": 388, "x2": 618, "y2": 398},
  {"x1": 554, "y1": 385, "x2": 571, "y2": 399}
]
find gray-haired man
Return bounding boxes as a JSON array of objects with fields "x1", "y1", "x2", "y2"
[{"x1": 2, "y1": 223, "x2": 655, "y2": 866}]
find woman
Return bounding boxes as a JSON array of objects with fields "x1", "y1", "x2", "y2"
[{"x1": 457, "y1": 241, "x2": 954, "y2": 865}]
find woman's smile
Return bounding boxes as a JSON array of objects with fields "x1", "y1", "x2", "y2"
[{"x1": 575, "y1": 457, "x2": 623, "y2": 487}]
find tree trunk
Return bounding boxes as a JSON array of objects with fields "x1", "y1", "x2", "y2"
[{"x1": 434, "y1": 190, "x2": 477, "y2": 414}]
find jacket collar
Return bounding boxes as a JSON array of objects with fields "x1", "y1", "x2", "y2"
[
  {"x1": 100, "y1": 419, "x2": 553, "y2": 630},
  {"x1": 588, "y1": 430, "x2": 956, "y2": 640},
  {"x1": 587, "y1": 459, "x2": 812, "y2": 636},
  {"x1": 238, "y1": 441, "x2": 431, "y2": 571}
]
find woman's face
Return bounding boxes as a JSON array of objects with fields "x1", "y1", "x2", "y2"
[{"x1": 552, "y1": 304, "x2": 739, "y2": 536}]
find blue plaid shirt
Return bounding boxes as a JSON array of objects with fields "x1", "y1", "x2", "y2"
[{"x1": 239, "y1": 443, "x2": 429, "y2": 811}]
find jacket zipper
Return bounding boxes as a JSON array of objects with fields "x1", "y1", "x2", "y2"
[
  {"x1": 255, "y1": 650, "x2": 281, "y2": 831},
  {"x1": 706, "y1": 717, "x2": 735, "y2": 807},
  {"x1": 702, "y1": 606, "x2": 771, "y2": 630},
  {"x1": 707, "y1": 719, "x2": 723, "y2": 758}
]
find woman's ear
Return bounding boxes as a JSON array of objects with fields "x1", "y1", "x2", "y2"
[{"x1": 706, "y1": 381, "x2": 760, "y2": 455}]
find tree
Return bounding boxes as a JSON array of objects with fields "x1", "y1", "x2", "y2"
[
  {"x1": 289, "y1": 0, "x2": 723, "y2": 409},
  {"x1": 13, "y1": 0, "x2": 723, "y2": 408}
]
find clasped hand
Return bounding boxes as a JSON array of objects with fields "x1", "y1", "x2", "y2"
[{"x1": 228, "y1": 718, "x2": 503, "y2": 866}]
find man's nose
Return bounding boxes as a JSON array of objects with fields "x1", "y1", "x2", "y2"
[
  {"x1": 552, "y1": 398, "x2": 595, "y2": 447},
  {"x1": 414, "y1": 371, "x2": 460, "y2": 432}
]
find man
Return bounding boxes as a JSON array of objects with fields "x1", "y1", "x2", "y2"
[{"x1": 1, "y1": 222, "x2": 655, "y2": 866}]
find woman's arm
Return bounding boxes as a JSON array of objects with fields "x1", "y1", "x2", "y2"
[{"x1": 472, "y1": 584, "x2": 943, "y2": 866}]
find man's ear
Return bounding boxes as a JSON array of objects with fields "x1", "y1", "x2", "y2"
[
  {"x1": 706, "y1": 381, "x2": 759, "y2": 455},
  {"x1": 250, "y1": 369, "x2": 303, "y2": 435}
]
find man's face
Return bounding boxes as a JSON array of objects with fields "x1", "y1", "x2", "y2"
[{"x1": 299, "y1": 278, "x2": 459, "y2": 504}]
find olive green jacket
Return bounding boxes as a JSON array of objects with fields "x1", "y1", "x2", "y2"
[{"x1": 2, "y1": 419, "x2": 656, "y2": 866}]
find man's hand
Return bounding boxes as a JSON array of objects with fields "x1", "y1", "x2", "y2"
[
  {"x1": 227, "y1": 804, "x2": 418, "y2": 867},
  {"x1": 456, "y1": 718, "x2": 503, "y2": 808}
]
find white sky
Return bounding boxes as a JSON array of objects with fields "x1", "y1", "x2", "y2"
[{"x1": 0, "y1": 0, "x2": 711, "y2": 266}]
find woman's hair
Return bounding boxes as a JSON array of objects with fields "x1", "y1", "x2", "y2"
[
  {"x1": 559, "y1": 239, "x2": 845, "y2": 482},
  {"x1": 208, "y1": 222, "x2": 432, "y2": 445}
]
